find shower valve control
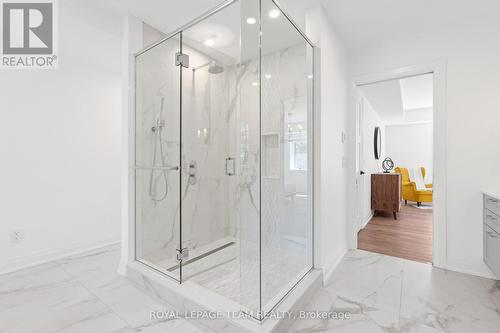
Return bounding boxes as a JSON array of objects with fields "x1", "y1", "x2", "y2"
[{"x1": 188, "y1": 160, "x2": 197, "y2": 185}]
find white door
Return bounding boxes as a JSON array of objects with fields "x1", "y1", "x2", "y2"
[{"x1": 355, "y1": 94, "x2": 366, "y2": 232}]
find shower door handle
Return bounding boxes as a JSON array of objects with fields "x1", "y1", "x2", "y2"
[
  {"x1": 225, "y1": 158, "x2": 235, "y2": 176},
  {"x1": 133, "y1": 165, "x2": 179, "y2": 171}
]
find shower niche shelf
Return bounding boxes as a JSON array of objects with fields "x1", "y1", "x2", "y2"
[{"x1": 262, "y1": 132, "x2": 281, "y2": 179}]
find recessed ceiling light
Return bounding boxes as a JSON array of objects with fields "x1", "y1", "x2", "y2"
[
  {"x1": 269, "y1": 9, "x2": 280, "y2": 18},
  {"x1": 264, "y1": 74, "x2": 272, "y2": 79},
  {"x1": 307, "y1": 74, "x2": 313, "y2": 79},
  {"x1": 246, "y1": 17, "x2": 256, "y2": 25},
  {"x1": 251, "y1": 82, "x2": 260, "y2": 86},
  {"x1": 204, "y1": 39, "x2": 215, "y2": 46}
]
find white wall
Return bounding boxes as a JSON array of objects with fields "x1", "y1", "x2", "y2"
[
  {"x1": 306, "y1": 5, "x2": 349, "y2": 280},
  {"x1": 358, "y1": 94, "x2": 385, "y2": 226},
  {"x1": 385, "y1": 123, "x2": 433, "y2": 182},
  {"x1": 350, "y1": 13, "x2": 500, "y2": 278},
  {"x1": 0, "y1": 0, "x2": 123, "y2": 273}
]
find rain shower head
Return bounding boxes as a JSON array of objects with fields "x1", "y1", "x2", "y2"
[
  {"x1": 208, "y1": 64, "x2": 224, "y2": 74},
  {"x1": 193, "y1": 61, "x2": 224, "y2": 74}
]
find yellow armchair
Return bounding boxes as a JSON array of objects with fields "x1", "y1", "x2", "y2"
[{"x1": 394, "y1": 167, "x2": 433, "y2": 206}]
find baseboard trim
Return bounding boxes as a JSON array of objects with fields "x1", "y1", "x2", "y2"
[
  {"x1": 0, "y1": 239, "x2": 120, "y2": 275},
  {"x1": 361, "y1": 212, "x2": 374, "y2": 229},
  {"x1": 446, "y1": 262, "x2": 497, "y2": 280},
  {"x1": 323, "y1": 247, "x2": 348, "y2": 283}
]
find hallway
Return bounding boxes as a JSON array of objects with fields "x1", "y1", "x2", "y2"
[{"x1": 358, "y1": 205, "x2": 433, "y2": 263}]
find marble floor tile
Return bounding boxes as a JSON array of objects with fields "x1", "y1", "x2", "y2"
[
  {"x1": 0, "y1": 276, "x2": 129, "y2": 333},
  {"x1": 91, "y1": 278, "x2": 172, "y2": 329},
  {"x1": 289, "y1": 250, "x2": 500, "y2": 333},
  {"x1": 323, "y1": 250, "x2": 405, "y2": 330},
  {"x1": 57, "y1": 245, "x2": 122, "y2": 291},
  {"x1": 399, "y1": 259, "x2": 500, "y2": 333},
  {"x1": 2, "y1": 245, "x2": 499, "y2": 333},
  {"x1": 136, "y1": 318, "x2": 206, "y2": 333},
  {"x1": 479, "y1": 277, "x2": 500, "y2": 309},
  {"x1": 0, "y1": 245, "x2": 202, "y2": 333}
]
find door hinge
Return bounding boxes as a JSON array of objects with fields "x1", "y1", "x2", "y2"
[
  {"x1": 175, "y1": 52, "x2": 189, "y2": 68},
  {"x1": 176, "y1": 247, "x2": 189, "y2": 262}
]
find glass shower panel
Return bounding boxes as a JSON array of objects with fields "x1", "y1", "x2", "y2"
[
  {"x1": 176, "y1": 1, "x2": 243, "y2": 291},
  {"x1": 238, "y1": 0, "x2": 261, "y2": 316},
  {"x1": 135, "y1": 34, "x2": 181, "y2": 281},
  {"x1": 133, "y1": 0, "x2": 315, "y2": 320},
  {"x1": 174, "y1": 0, "x2": 262, "y2": 315},
  {"x1": 260, "y1": 0, "x2": 313, "y2": 312}
]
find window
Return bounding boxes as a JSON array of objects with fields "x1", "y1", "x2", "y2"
[{"x1": 288, "y1": 124, "x2": 307, "y2": 171}]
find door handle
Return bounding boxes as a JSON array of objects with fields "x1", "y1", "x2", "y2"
[
  {"x1": 360, "y1": 171, "x2": 366, "y2": 175},
  {"x1": 225, "y1": 157, "x2": 235, "y2": 176}
]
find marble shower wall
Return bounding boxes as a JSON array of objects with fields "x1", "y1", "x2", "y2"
[
  {"x1": 135, "y1": 25, "x2": 240, "y2": 267},
  {"x1": 237, "y1": 42, "x2": 313, "y2": 311},
  {"x1": 135, "y1": 32, "x2": 182, "y2": 266},
  {"x1": 180, "y1": 43, "x2": 238, "y2": 252},
  {"x1": 261, "y1": 42, "x2": 313, "y2": 308}
]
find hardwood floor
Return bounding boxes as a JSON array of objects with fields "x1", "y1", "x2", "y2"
[{"x1": 358, "y1": 204, "x2": 432, "y2": 263}]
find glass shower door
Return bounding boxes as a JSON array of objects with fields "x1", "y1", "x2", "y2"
[
  {"x1": 177, "y1": 2, "x2": 243, "y2": 286},
  {"x1": 135, "y1": 34, "x2": 182, "y2": 282}
]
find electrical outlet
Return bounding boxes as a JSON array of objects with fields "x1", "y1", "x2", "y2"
[{"x1": 10, "y1": 230, "x2": 24, "y2": 243}]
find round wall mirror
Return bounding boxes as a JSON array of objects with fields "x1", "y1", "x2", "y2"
[{"x1": 374, "y1": 126, "x2": 382, "y2": 160}]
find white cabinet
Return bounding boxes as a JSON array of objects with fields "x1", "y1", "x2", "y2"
[{"x1": 484, "y1": 193, "x2": 500, "y2": 277}]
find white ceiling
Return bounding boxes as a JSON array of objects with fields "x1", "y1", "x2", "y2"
[
  {"x1": 87, "y1": 0, "x2": 500, "y2": 52},
  {"x1": 400, "y1": 75, "x2": 433, "y2": 110},
  {"x1": 360, "y1": 74, "x2": 433, "y2": 125},
  {"x1": 90, "y1": 0, "x2": 315, "y2": 62},
  {"x1": 88, "y1": 0, "x2": 317, "y2": 35},
  {"x1": 322, "y1": 0, "x2": 500, "y2": 51}
]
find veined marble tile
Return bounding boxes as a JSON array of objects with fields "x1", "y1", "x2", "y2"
[
  {"x1": 323, "y1": 250, "x2": 404, "y2": 330},
  {"x1": 90, "y1": 277, "x2": 171, "y2": 329},
  {"x1": 136, "y1": 318, "x2": 205, "y2": 333},
  {"x1": 0, "y1": 262, "x2": 73, "y2": 298},
  {"x1": 291, "y1": 250, "x2": 500, "y2": 333},
  {"x1": 479, "y1": 277, "x2": 500, "y2": 309},
  {"x1": 57, "y1": 245, "x2": 122, "y2": 291},
  {"x1": 399, "y1": 259, "x2": 500, "y2": 333},
  {"x1": 288, "y1": 288, "x2": 390, "y2": 333},
  {"x1": 0, "y1": 276, "x2": 128, "y2": 333},
  {"x1": 57, "y1": 245, "x2": 120, "y2": 277},
  {"x1": 3, "y1": 246, "x2": 500, "y2": 333}
]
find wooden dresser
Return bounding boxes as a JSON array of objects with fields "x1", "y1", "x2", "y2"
[{"x1": 371, "y1": 173, "x2": 401, "y2": 220}]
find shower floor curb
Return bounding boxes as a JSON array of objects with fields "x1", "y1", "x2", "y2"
[{"x1": 126, "y1": 261, "x2": 323, "y2": 333}]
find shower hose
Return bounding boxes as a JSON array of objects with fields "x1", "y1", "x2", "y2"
[{"x1": 149, "y1": 98, "x2": 168, "y2": 202}]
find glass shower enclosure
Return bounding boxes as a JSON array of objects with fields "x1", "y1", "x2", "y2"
[{"x1": 134, "y1": 0, "x2": 314, "y2": 320}]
